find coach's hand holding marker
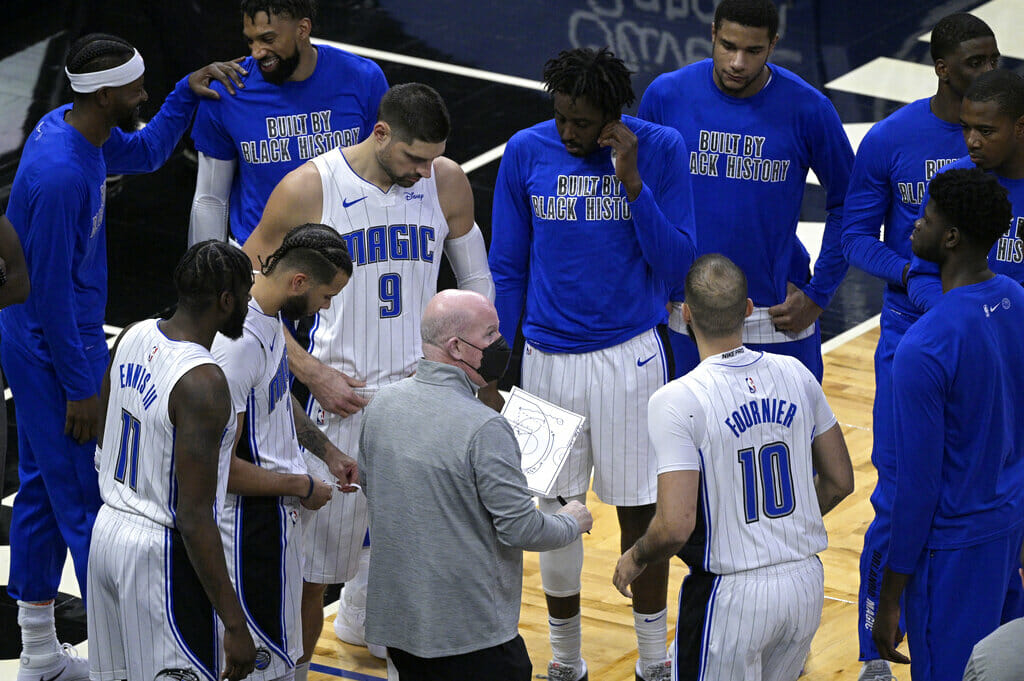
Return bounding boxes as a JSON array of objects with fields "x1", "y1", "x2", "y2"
[{"x1": 556, "y1": 495, "x2": 593, "y2": 535}]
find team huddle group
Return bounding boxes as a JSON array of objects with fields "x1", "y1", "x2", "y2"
[{"x1": 2, "y1": 0, "x2": 1023, "y2": 680}]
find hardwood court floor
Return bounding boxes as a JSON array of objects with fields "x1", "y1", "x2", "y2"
[{"x1": 311, "y1": 324, "x2": 912, "y2": 680}]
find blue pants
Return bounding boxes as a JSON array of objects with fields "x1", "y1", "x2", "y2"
[
  {"x1": 904, "y1": 526, "x2": 1024, "y2": 681},
  {"x1": 858, "y1": 306, "x2": 913, "y2": 660},
  {"x1": 3, "y1": 341, "x2": 106, "y2": 603},
  {"x1": 667, "y1": 322, "x2": 822, "y2": 381}
]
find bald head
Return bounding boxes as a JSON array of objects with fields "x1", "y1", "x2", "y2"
[
  {"x1": 684, "y1": 254, "x2": 749, "y2": 338},
  {"x1": 421, "y1": 290, "x2": 494, "y2": 348}
]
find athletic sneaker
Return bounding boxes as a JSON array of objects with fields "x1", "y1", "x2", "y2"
[
  {"x1": 18, "y1": 643, "x2": 89, "y2": 681},
  {"x1": 547, "y1": 658, "x2": 588, "y2": 681},
  {"x1": 333, "y1": 604, "x2": 386, "y2": 658},
  {"x1": 636, "y1": 658, "x2": 672, "y2": 681},
  {"x1": 857, "y1": 659, "x2": 895, "y2": 681}
]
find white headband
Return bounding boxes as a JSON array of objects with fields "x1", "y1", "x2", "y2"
[{"x1": 65, "y1": 49, "x2": 145, "y2": 93}]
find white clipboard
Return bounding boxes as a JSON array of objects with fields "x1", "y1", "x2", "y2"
[{"x1": 500, "y1": 386, "x2": 585, "y2": 496}]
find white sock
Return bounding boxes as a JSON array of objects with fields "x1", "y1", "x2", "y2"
[
  {"x1": 294, "y1": 661, "x2": 310, "y2": 681},
  {"x1": 634, "y1": 608, "x2": 668, "y2": 668},
  {"x1": 548, "y1": 612, "x2": 582, "y2": 667},
  {"x1": 17, "y1": 601, "x2": 60, "y2": 664}
]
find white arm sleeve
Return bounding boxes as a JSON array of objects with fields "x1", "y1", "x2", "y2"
[
  {"x1": 443, "y1": 223, "x2": 495, "y2": 302},
  {"x1": 188, "y1": 152, "x2": 236, "y2": 247}
]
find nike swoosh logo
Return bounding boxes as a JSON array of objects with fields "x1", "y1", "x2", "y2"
[
  {"x1": 643, "y1": 613, "x2": 665, "y2": 623},
  {"x1": 42, "y1": 673, "x2": 62, "y2": 681},
  {"x1": 637, "y1": 354, "x2": 657, "y2": 367},
  {"x1": 342, "y1": 196, "x2": 367, "y2": 208},
  {"x1": 549, "y1": 621, "x2": 570, "y2": 627},
  {"x1": 269, "y1": 337, "x2": 276, "y2": 352}
]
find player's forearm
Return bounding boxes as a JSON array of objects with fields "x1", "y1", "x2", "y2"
[
  {"x1": 630, "y1": 185, "x2": 697, "y2": 290},
  {"x1": 106, "y1": 76, "x2": 197, "y2": 174},
  {"x1": 284, "y1": 330, "x2": 321, "y2": 386},
  {"x1": 227, "y1": 455, "x2": 308, "y2": 497},
  {"x1": 291, "y1": 394, "x2": 330, "y2": 458},
  {"x1": 632, "y1": 515, "x2": 694, "y2": 566},
  {"x1": 176, "y1": 507, "x2": 248, "y2": 629},
  {"x1": 814, "y1": 475, "x2": 849, "y2": 515},
  {"x1": 842, "y1": 232, "x2": 909, "y2": 287},
  {"x1": 804, "y1": 212, "x2": 849, "y2": 309}
]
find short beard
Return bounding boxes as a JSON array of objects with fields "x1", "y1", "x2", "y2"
[
  {"x1": 261, "y1": 49, "x2": 300, "y2": 85},
  {"x1": 279, "y1": 292, "x2": 312, "y2": 322},
  {"x1": 117, "y1": 107, "x2": 140, "y2": 133}
]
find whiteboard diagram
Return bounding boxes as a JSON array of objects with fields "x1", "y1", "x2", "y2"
[{"x1": 501, "y1": 387, "x2": 585, "y2": 496}]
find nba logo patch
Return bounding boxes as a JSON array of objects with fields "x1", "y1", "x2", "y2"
[
  {"x1": 289, "y1": 509, "x2": 299, "y2": 525},
  {"x1": 148, "y1": 345, "x2": 159, "y2": 361},
  {"x1": 316, "y1": 407, "x2": 326, "y2": 425},
  {"x1": 526, "y1": 346, "x2": 532, "y2": 355},
  {"x1": 746, "y1": 377, "x2": 756, "y2": 393}
]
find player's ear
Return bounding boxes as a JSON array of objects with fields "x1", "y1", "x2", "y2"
[
  {"x1": 744, "y1": 298, "x2": 754, "y2": 318},
  {"x1": 289, "y1": 271, "x2": 309, "y2": 293},
  {"x1": 934, "y1": 58, "x2": 948, "y2": 82},
  {"x1": 944, "y1": 225, "x2": 961, "y2": 249},
  {"x1": 373, "y1": 121, "x2": 391, "y2": 144},
  {"x1": 682, "y1": 302, "x2": 693, "y2": 325},
  {"x1": 296, "y1": 17, "x2": 312, "y2": 40}
]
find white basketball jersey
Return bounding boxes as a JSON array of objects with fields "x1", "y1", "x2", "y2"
[
  {"x1": 649, "y1": 347, "x2": 835, "y2": 574},
  {"x1": 211, "y1": 300, "x2": 305, "y2": 476},
  {"x1": 97, "y1": 319, "x2": 235, "y2": 528},
  {"x1": 309, "y1": 148, "x2": 450, "y2": 389}
]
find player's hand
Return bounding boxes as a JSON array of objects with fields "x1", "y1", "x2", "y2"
[
  {"x1": 324, "y1": 445, "x2": 360, "y2": 492},
  {"x1": 557, "y1": 500, "x2": 593, "y2": 534},
  {"x1": 767, "y1": 283, "x2": 823, "y2": 333},
  {"x1": 871, "y1": 598, "x2": 910, "y2": 664},
  {"x1": 189, "y1": 58, "x2": 247, "y2": 99},
  {"x1": 613, "y1": 546, "x2": 646, "y2": 598},
  {"x1": 221, "y1": 624, "x2": 257, "y2": 681},
  {"x1": 477, "y1": 382, "x2": 504, "y2": 412},
  {"x1": 301, "y1": 478, "x2": 333, "y2": 510},
  {"x1": 598, "y1": 120, "x2": 642, "y2": 200},
  {"x1": 65, "y1": 395, "x2": 101, "y2": 444},
  {"x1": 309, "y1": 366, "x2": 369, "y2": 417}
]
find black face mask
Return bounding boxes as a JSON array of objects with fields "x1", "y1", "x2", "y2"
[{"x1": 457, "y1": 335, "x2": 512, "y2": 383}]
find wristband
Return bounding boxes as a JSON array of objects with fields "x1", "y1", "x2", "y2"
[{"x1": 302, "y1": 474, "x2": 314, "y2": 500}]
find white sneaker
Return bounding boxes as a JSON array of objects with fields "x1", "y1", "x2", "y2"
[
  {"x1": 636, "y1": 658, "x2": 672, "y2": 681},
  {"x1": 858, "y1": 659, "x2": 895, "y2": 681},
  {"x1": 18, "y1": 644, "x2": 90, "y2": 681},
  {"x1": 547, "y1": 658, "x2": 588, "y2": 681},
  {"x1": 333, "y1": 601, "x2": 368, "y2": 647}
]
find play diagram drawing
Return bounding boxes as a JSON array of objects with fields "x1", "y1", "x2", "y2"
[{"x1": 501, "y1": 387, "x2": 585, "y2": 496}]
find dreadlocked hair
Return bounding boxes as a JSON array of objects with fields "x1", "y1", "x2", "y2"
[
  {"x1": 542, "y1": 47, "x2": 635, "y2": 115},
  {"x1": 260, "y1": 223, "x2": 352, "y2": 283},
  {"x1": 174, "y1": 240, "x2": 253, "y2": 311},
  {"x1": 66, "y1": 33, "x2": 135, "y2": 75},
  {"x1": 240, "y1": 0, "x2": 315, "y2": 22},
  {"x1": 929, "y1": 167, "x2": 1011, "y2": 252}
]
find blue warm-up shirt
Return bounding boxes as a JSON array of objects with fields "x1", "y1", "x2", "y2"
[
  {"x1": 638, "y1": 59, "x2": 852, "y2": 308},
  {"x1": 489, "y1": 116, "x2": 697, "y2": 353},
  {"x1": 888, "y1": 275, "x2": 1024, "y2": 574},
  {"x1": 906, "y1": 157, "x2": 1024, "y2": 310},
  {"x1": 841, "y1": 97, "x2": 963, "y2": 318},
  {"x1": 191, "y1": 44, "x2": 387, "y2": 243},
  {"x1": 0, "y1": 77, "x2": 200, "y2": 401}
]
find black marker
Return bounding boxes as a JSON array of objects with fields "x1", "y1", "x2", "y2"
[{"x1": 557, "y1": 495, "x2": 589, "y2": 534}]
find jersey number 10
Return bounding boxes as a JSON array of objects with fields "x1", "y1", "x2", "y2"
[
  {"x1": 737, "y1": 442, "x2": 796, "y2": 523},
  {"x1": 114, "y1": 408, "x2": 142, "y2": 491}
]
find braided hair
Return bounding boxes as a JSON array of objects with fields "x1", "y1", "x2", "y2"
[
  {"x1": 66, "y1": 33, "x2": 135, "y2": 75},
  {"x1": 542, "y1": 48, "x2": 634, "y2": 116},
  {"x1": 241, "y1": 0, "x2": 316, "y2": 22},
  {"x1": 174, "y1": 240, "x2": 254, "y2": 312},
  {"x1": 929, "y1": 168, "x2": 1012, "y2": 252},
  {"x1": 261, "y1": 223, "x2": 352, "y2": 283}
]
